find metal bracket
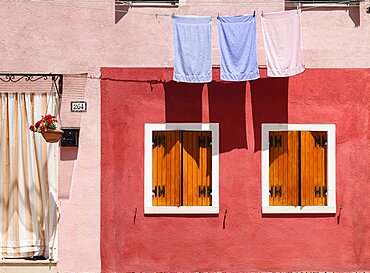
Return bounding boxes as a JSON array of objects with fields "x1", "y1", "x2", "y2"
[{"x1": 0, "y1": 73, "x2": 63, "y2": 98}]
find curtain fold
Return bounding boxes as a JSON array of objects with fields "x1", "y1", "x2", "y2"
[{"x1": 0, "y1": 92, "x2": 58, "y2": 259}]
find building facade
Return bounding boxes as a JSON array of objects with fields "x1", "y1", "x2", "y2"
[{"x1": 1, "y1": 0, "x2": 370, "y2": 272}]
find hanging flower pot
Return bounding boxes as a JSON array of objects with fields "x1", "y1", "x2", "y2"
[
  {"x1": 41, "y1": 128, "x2": 64, "y2": 143},
  {"x1": 29, "y1": 114, "x2": 64, "y2": 143}
]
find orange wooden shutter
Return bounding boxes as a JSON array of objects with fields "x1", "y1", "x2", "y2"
[
  {"x1": 269, "y1": 131, "x2": 299, "y2": 206},
  {"x1": 300, "y1": 131, "x2": 327, "y2": 206},
  {"x1": 182, "y1": 131, "x2": 212, "y2": 206},
  {"x1": 152, "y1": 131, "x2": 181, "y2": 206}
]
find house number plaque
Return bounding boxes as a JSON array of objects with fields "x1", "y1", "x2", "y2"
[{"x1": 71, "y1": 101, "x2": 87, "y2": 112}]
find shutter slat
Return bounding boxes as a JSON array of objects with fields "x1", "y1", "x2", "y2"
[
  {"x1": 183, "y1": 132, "x2": 191, "y2": 206},
  {"x1": 301, "y1": 131, "x2": 307, "y2": 206},
  {"x1": 282, "y1": 132, "x2": 288, "y2": 205},
  {"x1": 203, "y1": 132, "x2": 212, "y2": 206},
  {"x1": 152, "y1": 132, "x2": 159, "y2": 206},
  {"x1": 269, "y1": 132, "x2": 274, "y2": 205},
  {"x1": 314, "y1": 132, "x2": 318, "y2": 206},
  {"x1": 193, "y1": 132, "x2": 198, "y2": 206},
  {"x1": 279, "y1": 133, "x2": 283, "y2": 205},
  {"x1": 200, "y1": 132, "x2": 205, "y2": 206},
  {"x1": 206, "y1": 132, "x2": 212, "y2": 206},
  {"x1": 183, "y1": 132, "x2": 188, "y2": 206},
  {"x1": 174, "y1": 131, "x2": 181, "y2": 206}
]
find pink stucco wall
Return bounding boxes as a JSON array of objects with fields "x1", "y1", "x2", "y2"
[
  {"x1": 101, "y1": 67, "x2": 370, "y2": 272},
  {"x1": 1, "y1": 0, "x2": 369, "y2": 272}
]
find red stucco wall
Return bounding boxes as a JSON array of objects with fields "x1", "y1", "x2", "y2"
[{"x1": 101, "y1": 68, "x2": 370, "y2": 272}]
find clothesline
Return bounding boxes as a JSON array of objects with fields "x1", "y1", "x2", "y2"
[
  {"x1": 115, "y1": 0, "x2": 359, "y2": 17},
  {"x1": 7, "y1": 0, "x2": 359, "y2": 16}
]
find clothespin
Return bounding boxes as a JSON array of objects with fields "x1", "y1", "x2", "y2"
[
  {"x1": 217, "y1": 12, "x2": 220, "y2": 19},
  {"x1": 171, "y1": 12, "x2": 175, "y2": 18},
  {"x1": 253, "y1": 10, "x2": 256, "y2": 17},
  {"x1": 261, "y1": 10, "x2": 264, "y2": 17}
]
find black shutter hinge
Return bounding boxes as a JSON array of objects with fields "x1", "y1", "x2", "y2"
[
  {"x1": 153, "y1": 185, "x2": 165, "y2": 197},
  {"x1": 198, "y1": 135, "x2": 211, "y2": 148},
  {"x1": 314, "y1": 135, "x2": 327, "y2": 147},
  {"x1": 198, "y1": 186, "x2": 212, "y2": 197},
  {"x1": 269, "y1": 135, "x2": 282, "y2": 147},
  {"x1": 153, "y1": 135, "x2": 166, "y2": 147}
]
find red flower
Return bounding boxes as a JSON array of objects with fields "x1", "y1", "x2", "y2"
[{"x1": 30, "y1": 114, "x2": 58, "y2": 135}]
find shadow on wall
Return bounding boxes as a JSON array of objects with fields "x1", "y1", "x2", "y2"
[
  {"x1": 58, "y1": 74, "x2": 88, "y2": 200},
  {"x1": 164, "y1": 81, "x2": 203, "y2": 123},
  {"x1": 59, "y1": 146, "x2": 79, "y2": 200},
  {"x1": 208, "y1": 81, "x2": 248, "y2": 153},
  {"x1": 250, "y1": 77, "x2": 289, "y2": 152},
  {"x1": 115, "y1": 3, "x2": 129, "y2": 24}
]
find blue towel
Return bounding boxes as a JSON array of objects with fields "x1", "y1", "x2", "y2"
[
  {"x1": 172, "y1": 16, "x2": 212, "y2": 83},
  {"x1": 217, "y1": 15, "x2": 260, "y2": 81}
]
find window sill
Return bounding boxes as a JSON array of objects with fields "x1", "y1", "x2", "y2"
[
  {"x1": 262, "y1": 206, "x2": 336, "y2": 214},
  {"x1": 0, "y1": 260, "x2": 57, "y2": 273},
  {"x1": 145, "y1": 206, "x2": 219, "y2": 214}
]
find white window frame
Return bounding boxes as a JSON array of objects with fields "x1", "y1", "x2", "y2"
[
  {"x1": 144, "y1": 123, "x2": 219, "y2": 214},
  {"x1": 262, "y1": 124, "x2": 336, "y2": 214}
]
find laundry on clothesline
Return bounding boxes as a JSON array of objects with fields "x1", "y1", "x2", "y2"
[
  {"x1": 217, "y1": 14, "x2": 260, "y2": 81},
  {"x1": 172, "y1": 15, "x2": 212, "y2": 83},
  {"x1": 172, "y1": 10, "x2": 305, "y2": 83},
  {"x1": 261, "y1": 9, "x2": 305, "y2": 77}
]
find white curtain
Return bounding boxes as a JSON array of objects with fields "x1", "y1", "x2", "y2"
[{"x1": 0, "y1": 92, "x2": 58, "y2": 259}]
